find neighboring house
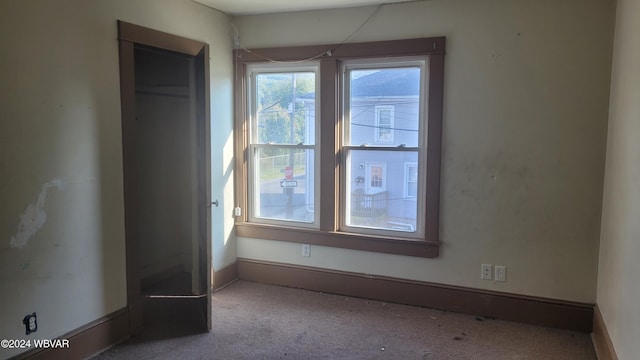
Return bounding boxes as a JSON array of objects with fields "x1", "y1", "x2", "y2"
[
  {"x1": 298, "y1": 67, "x2": 421, "y2": 230},
  {"x1": 347, "y1": 68, "x2": 420, "y2": 230}
]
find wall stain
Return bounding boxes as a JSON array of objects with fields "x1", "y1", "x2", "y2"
[
  {"x1": 9, "y1": 179, "x2": 64, "y2": 249},
  {"x1": 9, "y1": 178, "x2": 96, "y2": 250}
]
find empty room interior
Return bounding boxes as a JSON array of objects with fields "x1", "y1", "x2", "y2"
[{"x1": 0, "y1": 0, "x2": 638, "y2": 359}]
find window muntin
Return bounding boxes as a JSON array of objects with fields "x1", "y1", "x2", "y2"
[
  {"x1": 247, "y1": 64, "x2": 320, "y2": 226},
  {"x1": 342, "y1": 60, "x2": 426, "y2": 237}
]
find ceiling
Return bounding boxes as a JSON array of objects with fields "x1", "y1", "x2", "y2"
[{"x1": 193, "y1": 0, "x2": 414, "y2": 15}]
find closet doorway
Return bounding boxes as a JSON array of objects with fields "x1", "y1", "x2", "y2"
[{"x1": 118, "y1": 21, "x2": 212, "y2": 334}]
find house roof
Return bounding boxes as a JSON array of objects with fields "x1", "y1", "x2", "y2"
[
  {"x1": 298, "y1": 67, "x2": 420, "y2": 100},
  {"x1": 351, "y1": 67, "x2": 420, "y2": 97}
]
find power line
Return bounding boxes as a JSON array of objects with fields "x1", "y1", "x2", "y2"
[{"x1": 350, "y1": 122, "x2": 418, "y2": 132}]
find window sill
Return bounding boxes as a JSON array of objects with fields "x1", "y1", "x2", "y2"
[{"x1": 235, "y1": 222, "x2": 440, "y2": 258}]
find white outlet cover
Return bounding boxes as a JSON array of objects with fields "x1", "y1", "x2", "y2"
[
  {"x1": 481, "y1": 264, "x2": 492, "y2": 280},
  {"x1": 495, "y1": 265, "x2": 506, "y2": 282},
  {"x1": 302, "y1": 244, "x2": 310, "y2": 257}
]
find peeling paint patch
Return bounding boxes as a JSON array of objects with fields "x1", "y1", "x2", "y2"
[{"x1": 10, "y1": 179, "x2": 65, "y2": 249}]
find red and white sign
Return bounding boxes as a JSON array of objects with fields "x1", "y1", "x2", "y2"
[{"x1": 284, "y1": 166, "x2": 293, "y2": 180}]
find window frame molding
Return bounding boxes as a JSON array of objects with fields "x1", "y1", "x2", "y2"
[{"x1": 234, "y1": 37, "x2": 445, "y2": 258}]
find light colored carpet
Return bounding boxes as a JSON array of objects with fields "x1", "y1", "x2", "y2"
[{"x1": 94, "y1": 280, "x2": 596, "y2": 359}]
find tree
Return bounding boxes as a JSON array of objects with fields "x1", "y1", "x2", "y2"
[{"x1": 256, "y1": 72, "x2": 314, "y2": 147}]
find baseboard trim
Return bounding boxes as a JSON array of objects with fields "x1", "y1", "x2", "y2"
[
  {"x1": 591, "y1": 305, "x2": 618, "y2": 360},
  {"x1": 213, "y1": 262, "x2": 238, "y2": 291},
  {"x1": 237, "y1": 258, "x2": 594, "y2": 332},
  {"x1": 11, "y1": 307, "x2": 130, "y2": 360}
]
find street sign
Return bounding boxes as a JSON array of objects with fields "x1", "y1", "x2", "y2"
[
  {"x1": 284, "y1": 166, "x2": 293, "y2": 180},
  {"x1": 280, "y1": 180, "x2": 297, "y2": 188}
]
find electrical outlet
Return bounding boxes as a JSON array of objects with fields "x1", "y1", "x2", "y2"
[
  {"x1": 302, "y1": 244, "x2": 310, "y2": 257},
  {"x1": 495, "y1": 265, "x2": 506, "y2": 282},
  {"x1": 481, "y1": 264, "x2": 492, "y2": 280},
  {"x1": 234, "y1": 207, "x2": 242, "y2": 216},
  {"x1": 23, "y1": 312, "x2": 37, "y2": 335}
]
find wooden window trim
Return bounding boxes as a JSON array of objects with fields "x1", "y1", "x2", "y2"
[{"x1": 234, "y1": 37, "x2": 445, "y2": 258}]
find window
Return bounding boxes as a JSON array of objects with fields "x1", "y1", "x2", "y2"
[
  {"x1": 234, "y1": 37, "x2": 445, "y2": 258},
  {"x1": 246, "y1": 65, "x2": 319, "y2": 226},
  {"x1": 374, "y1": 106, "x2": 394, "y2": 143},
  {"x1": 404, "y1": 162, "x2": 418, "y2": 199},
  {"x1": 342, "y1": 61, "x2": 424, "y2": 236}
]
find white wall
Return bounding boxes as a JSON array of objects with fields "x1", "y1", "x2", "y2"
[
  {"x1": 0, "y1": 0, "x2": 234, "y2": 357},
  {"x1": 597, "y1": 0, "x2": 640, "y2": 358},
  {"x1": 234, "y1": 0, "x2": 615, "y2": 303}
]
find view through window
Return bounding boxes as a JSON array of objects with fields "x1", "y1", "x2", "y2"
[
  {"x1": 343, "y1": 64, "x2": 424, "y2": 235},
  {"x1": 249, "y1": 67, "x2": 318, "y2": 225},
  {"x1": 235, "y1": 37, "x2": 445, "y2": 258}
]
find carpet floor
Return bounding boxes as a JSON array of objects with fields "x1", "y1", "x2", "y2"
[{"x1": 93, "y1": 280, "x2": 596, "y2": 359}]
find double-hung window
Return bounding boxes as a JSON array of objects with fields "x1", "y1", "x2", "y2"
[
  {"x1": 235, "y1": 37, "x2": 445, "y2": 258},
  {"x1": 246, "y1": 64, "x2": 320, "y2": 227},
  {"x1": 342, "y1": 60, "x2": 425, "y2": 236}
]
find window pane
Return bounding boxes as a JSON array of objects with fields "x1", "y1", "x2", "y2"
[
  {"x1": 345, "y1": 150, "x2": 418, "y2": 232},
  {"x1": 348, "y1": 67, "x2": 420, "y2": 147},
  {"x1": 255, "y1": 72, "x2": 315, "y2": 145},
  {"x1": 253, "y1": 147, "x2": 314, "y2": 223}
]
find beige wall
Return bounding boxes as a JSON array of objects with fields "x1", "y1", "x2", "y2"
[
  {"x1": 0, "y1": 0, "x2": 233, "y2": 357},
  {"x1": 234, "y1": 0, "x2": 615, "y2": 303},
  {"x1": 597, "y1": 0, "x2": 640, "y2": 358},
  {"x1": 0, "y1": 0, "x2": 629, "y2": 357}
]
